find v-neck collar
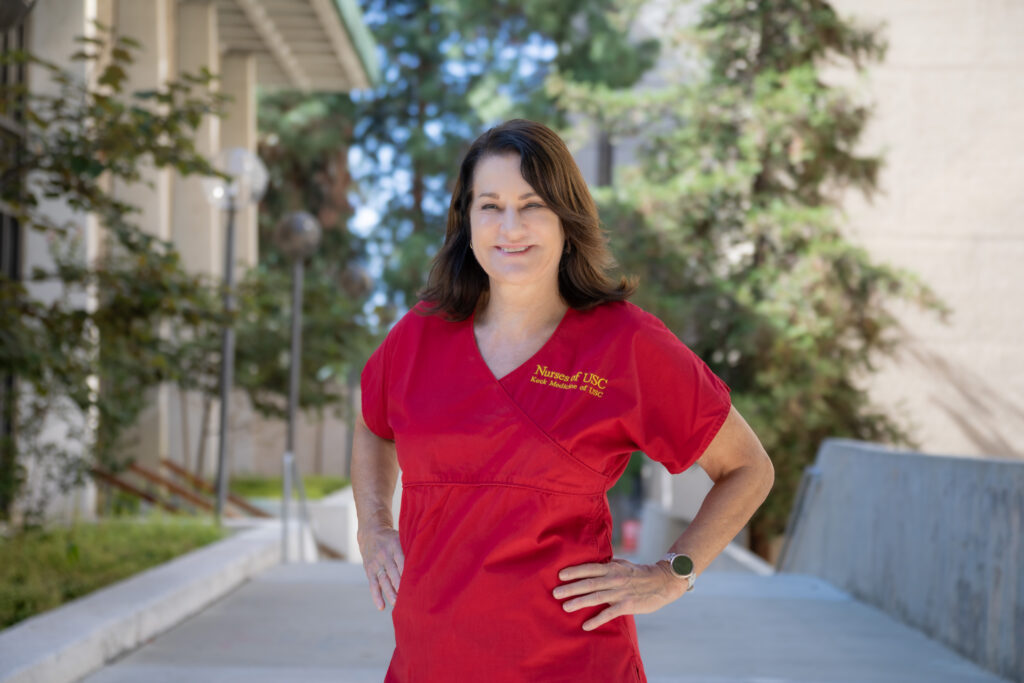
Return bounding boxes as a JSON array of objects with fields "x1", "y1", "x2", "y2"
[{"x1": 469, "y1": 305, "x2": 574, "y2": 384}]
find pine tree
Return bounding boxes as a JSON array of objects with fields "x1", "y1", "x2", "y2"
[{"x1": 555, "y1": 0, "x2": 952, "y2": 558}]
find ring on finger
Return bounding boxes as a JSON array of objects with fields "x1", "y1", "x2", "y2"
[{"x1": 376, "y1": 567, "x2": 387, "y2": 577}]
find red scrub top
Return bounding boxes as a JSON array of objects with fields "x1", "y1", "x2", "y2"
[{"x1": 361, "y1": 298, "x2": 732, "y2": 682}]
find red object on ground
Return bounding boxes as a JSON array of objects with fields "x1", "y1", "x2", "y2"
[
  {"x1": 622, "y1": 518, "x2": 641, "y2": 553},
  {"x1": 361, "y1": 299, "x2": 732, "y2": 682}
]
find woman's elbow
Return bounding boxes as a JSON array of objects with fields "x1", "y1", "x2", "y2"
[{"x1": 754, "y1": 449, "x2": 775, "y2": 496}]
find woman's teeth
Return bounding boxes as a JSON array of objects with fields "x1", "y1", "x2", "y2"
[{"x1": 500, "y1": 246, "x2": 529, "y2": 253}]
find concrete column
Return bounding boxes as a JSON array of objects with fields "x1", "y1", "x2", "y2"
[
  {"x1": 173, "y1": 0, "x2": 221, "y2": 278},
  {"x1": 218, "y1": 52, "x2": 260, "y2": 477},
  {"x1": 113, "y1": 0, "x2": 172, "y2": 242},
  {"x1": 169, "y1": 1, "x2": 222, "y2": 476},
  {"x1": 19, "y1": 0, "x2": 100, "y2": 523},
  {"x1": 220, "y1": 52, "x2": 259, "y2": 269},
  {"x1": 112, "y1": 0, "x2": 172, "y2": 471}
]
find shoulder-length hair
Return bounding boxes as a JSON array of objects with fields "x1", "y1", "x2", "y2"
[{"x1": 417, "y1": 118, "x2": 636, "y2": 321}]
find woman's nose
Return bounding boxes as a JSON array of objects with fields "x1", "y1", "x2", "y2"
[{"x1": 499, "y1": 207, "x2": 526, "y2": 237}]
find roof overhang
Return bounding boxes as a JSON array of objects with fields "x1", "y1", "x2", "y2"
[{"x1": 216, "y1": 0, "x2": 380, "y2": 92}]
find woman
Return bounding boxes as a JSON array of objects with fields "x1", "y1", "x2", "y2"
[{"x1": 352, "y1": 118, "x2": 775, "y2": 682}]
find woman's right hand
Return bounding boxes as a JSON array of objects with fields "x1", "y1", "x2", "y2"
[{"x1": 358, "y1": 524, "x2": 404, "y2": 610}]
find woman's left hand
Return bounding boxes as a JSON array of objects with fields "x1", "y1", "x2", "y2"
[{"x1": 552, "y1": 558, "x2": 686, "y2": 631}]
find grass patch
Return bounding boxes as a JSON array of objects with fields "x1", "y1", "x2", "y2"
[
  {"x1": 228, "y1": 474, "x2": 348, "y2": 500},
  {"x1": 0, "y1": 514, "x2": 228, "y2": 629}
]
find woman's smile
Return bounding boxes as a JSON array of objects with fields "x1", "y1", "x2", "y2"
[{"x1": 496, "y1": 244, "x2": 533, "y2": 255}]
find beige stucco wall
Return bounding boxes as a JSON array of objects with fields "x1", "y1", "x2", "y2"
[
  {"x1": 242, "y1": 395, "x2": 354, "y2": 479},
  {"x1": 826, "y1": 0, "x2": 1024, "y2": 460},
  {"x1": 171, "y1": 384, "x2": 353, "y2": 482}
]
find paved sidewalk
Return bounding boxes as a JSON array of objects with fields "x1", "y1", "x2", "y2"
[{"x1": 81, "y1": 560, "x2": 1007, "y2": 683}]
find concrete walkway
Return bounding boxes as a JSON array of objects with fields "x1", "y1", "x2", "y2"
[{"x1": 81, "y1": 560, "x2": 1007, "y2": 683}]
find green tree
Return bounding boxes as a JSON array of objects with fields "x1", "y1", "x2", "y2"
[
  {"x1": 552, "y1": 0, "x2": 951, "y2": 558},
  {"x1": 226, "y1": 91, "x2": 377, "y2": 479},
  {"x1": 0, "y1": 27, "x2": 232, "y2": 524}
]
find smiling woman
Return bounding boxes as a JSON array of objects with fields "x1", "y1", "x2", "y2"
[
  {"x1": 351, "y1": 118, "x2": 775, "y2": 683},
  {"x1": 417, "y1": 118, "x2": 635, "y2": 320}
]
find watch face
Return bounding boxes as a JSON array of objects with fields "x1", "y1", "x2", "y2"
[{"x1": 671, "y1": 554, "x2": 694, "y2": 576}]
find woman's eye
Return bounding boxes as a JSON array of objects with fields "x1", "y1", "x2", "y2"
[{"x1": 479, "y1": 202, "x2": 545, "y2": 210}]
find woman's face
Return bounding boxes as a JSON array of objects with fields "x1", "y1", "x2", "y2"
[{"x1": 468, "y1": 153, "x2": 564, "y2": 292}]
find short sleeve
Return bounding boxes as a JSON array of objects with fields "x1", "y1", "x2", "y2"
[
  {"x1": 622, "y1": 312, "x2": 732, "y2": 474},
  {"x1": 360, "y1": 333, "x2": 395, "y2": 441}
]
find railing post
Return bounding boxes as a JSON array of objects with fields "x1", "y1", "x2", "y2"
[
  {"x1": 291, "y1": 457, "x2": 304, "y2": 563},
  {"x1": 282, "y1": 451, "x2": 293, "y2": 563}
]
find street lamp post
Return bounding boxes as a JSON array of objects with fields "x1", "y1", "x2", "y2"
[
  {"x1": 200, "y1": 148, "x2": 268, "y2": 525},
  {"x1": 273, "y1": 211, "x2": 322, "y2": 562}
]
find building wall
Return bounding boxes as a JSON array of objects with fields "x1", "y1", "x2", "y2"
[
  {"x1": 244, "y1": 395, "x2": 355, "y2": 479},
  {"x1": 825, "y1": 0, "x2": 1024, "y2": 460},
  {"x1": 171, "y1": 384, "x2": 353, "y2": 482},
  {"x1": 16, "y1": 0, "x2": 318, "y2": 521}
]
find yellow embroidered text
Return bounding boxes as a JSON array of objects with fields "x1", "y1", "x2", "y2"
[{"x1": 532, "y1": 365, "x2": 607, "y2": 398}]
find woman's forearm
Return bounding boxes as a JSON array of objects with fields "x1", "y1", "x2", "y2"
[
  {"x1": 663, "y1": 461, "x2": 774, "y2": 579},
  {"x1": 351, "y1": 417, "x2": 400, "y2": 532}
]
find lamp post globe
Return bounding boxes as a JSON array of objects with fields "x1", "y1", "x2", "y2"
[
  {"x1": 201, "y1": 147, "x2": 268, "y2": 210},
  {"x1": 273, "y1": 211, "x2": 322, "y2": 260}
]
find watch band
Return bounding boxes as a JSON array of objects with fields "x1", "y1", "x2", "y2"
[{"x1": 661, "y1": 552, "x2": 696, "y2": 592}]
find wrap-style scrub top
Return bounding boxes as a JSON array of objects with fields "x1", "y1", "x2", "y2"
[{"x1": 360, "y1": 299, "x2": 732, "y2": 682}]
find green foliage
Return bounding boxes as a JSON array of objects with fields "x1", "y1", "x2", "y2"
[
  {"x1": 107, "y1": 488, "x2": 141, "y2": 516},
  {"x1": 608, "y1": 451, "x2": 645, "y2": 499},
  {"x1": 228, "y1": 474, "x2": 349, "y2": 500},
  {"x1": 232, "y1": 254, "x2": 372, "y2": 420},
  {"x1": 552, "y1": 0, "x2": 952, "y2": 556},
  {"x1": 0, "y1": 26, "x2": 233, "y2": 524},
  {"x1": 240, "y1": 91, "x2": 378, "y2": 425},
  {"x1": 0, "y1": 515, "x2": 226, "y2": 629},
  {"x1": 0, "y1": 23, "x2": 383, "y2": 523}
]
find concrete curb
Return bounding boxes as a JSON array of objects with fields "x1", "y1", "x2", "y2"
[
  {"x1": 0, "y1": 520, "x2": 297, "y2": 683},
  {"x1": 720, "y1": 539, "x2": 776, "y2": 575}
]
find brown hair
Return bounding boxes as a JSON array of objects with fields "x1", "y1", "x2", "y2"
[{"x1": 417, "y1": 118, "x2": 636, "y2": 320}]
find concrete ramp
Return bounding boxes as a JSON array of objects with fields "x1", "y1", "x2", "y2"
[{"x1": 779, "y1": 438, "x2": 1023, "y2": 681}]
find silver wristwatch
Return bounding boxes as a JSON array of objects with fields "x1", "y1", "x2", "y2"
[{"x1": 661, "y1": 552, "x2": 696, "y2": 592}]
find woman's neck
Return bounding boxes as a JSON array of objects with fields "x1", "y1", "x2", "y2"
[{"x1": 475, "y1": 283, "x2": 568, "y2": 339}]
